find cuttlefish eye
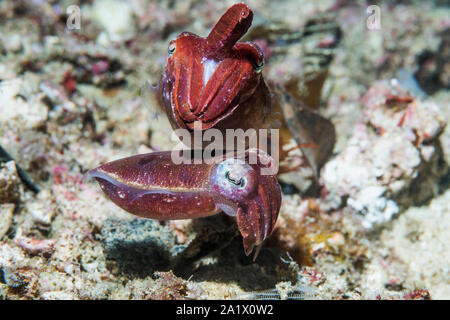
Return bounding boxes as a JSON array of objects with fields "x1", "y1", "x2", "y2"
[
  {"x1": 168, "y1": 42, "x2": 176, "y2": 57},
  {"x1": 225, "y1": 170, "x2": 246, "y2": 188},
  {"x1": 210, "y1": 158, "x2": 257, "y2": 203},
  {"x1": 236, "y1": 42, "x2": 265, "y2": 74},
  {"x1": 254, "y1": 59, "x2": 264, "y2": 73}
]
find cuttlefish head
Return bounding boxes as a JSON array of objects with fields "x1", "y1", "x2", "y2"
[
  {"x1": 209, "y1": 149, "x2": 281, "y2": 259},
  {"x1": 161, "y1": 3, "x2": 266, "y2": 131}
]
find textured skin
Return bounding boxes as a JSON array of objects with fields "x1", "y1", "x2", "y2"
[
  {"x1": 88, "y1": 152, "x2": 218, "y2": 219},
  {"x1": 89, "y1": 150, "x2": 281, "y2": 256},
  {"x1": 161, "y1": 3, "x2": 272, "y2": 135}
]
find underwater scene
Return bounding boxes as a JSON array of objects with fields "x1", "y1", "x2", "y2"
[{"x1": 0, "y1": 0, "x2": 449, "y2": 300}]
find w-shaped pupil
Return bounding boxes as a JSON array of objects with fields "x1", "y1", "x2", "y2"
[{"x1": 225, "y1": 170, "x2": 245, "y2": 187}]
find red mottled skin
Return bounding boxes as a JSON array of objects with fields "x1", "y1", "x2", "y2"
[
  {"x1": 89, "y1": 150, "x2": 281, "y2": 257},
  {"x1": 161, "y1": 3, "x2": 272, "y2": 133},
  {"x1": 159, "y1": 3, "x2": 335, "y2": 175}
]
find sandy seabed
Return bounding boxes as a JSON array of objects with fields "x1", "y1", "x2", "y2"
[{"x1": 0, "y1": 0, "x2": 449, "y2": 299}]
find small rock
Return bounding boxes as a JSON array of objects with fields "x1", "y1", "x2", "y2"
[
  {"x1": 27, "y1": 190, "x2": 55, "y2": 225},
  {"x1": 90, "y1": 0, "x2": 136, "y2": 43},
  {"x1": 14, "y1": 236, "x2": 56, "y2": 255},
  {"x1": 5, "y1": 34, "x2": 22, "y2": 52},
  {"x1": 0, "y1": 203, "x2": 14, "y2": 239},
  {"x1": 0, "y1": 79, "x2": 48, "y2": 129},
  {"x1": 0, "y1": 161, "x2": 21, "y2": 203}
]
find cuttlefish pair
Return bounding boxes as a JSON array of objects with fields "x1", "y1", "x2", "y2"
[{"x1": 89, "y1": 3, "x2": 335, "y2": 259}]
